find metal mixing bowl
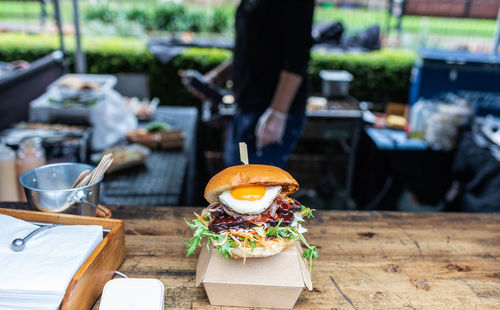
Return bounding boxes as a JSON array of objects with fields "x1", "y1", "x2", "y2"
[{"x1": 19, "y1": 163, "x2": 103, "y2": 216}]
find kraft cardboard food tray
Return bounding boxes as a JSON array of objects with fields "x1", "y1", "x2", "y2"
[
  {"x1": 0, "y1": 208, "x2": 125, "y2": 310},
  {"x1": 196, "y1": 241, "x2": 312, "y2": 309}
]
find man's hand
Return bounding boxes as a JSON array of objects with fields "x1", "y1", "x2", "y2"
[
  {"x1": 178, "y1": 60, "x2": 233, "y2": 102},
  {"x1": 255, "y1": 108, "x2": 288, "y2": 150},
  {"x1": 178, "y1": 70, "x2": 210, "y2": 101},
  {"x1": 254, "y1": 71, "x2": 301, "y2": 150}
]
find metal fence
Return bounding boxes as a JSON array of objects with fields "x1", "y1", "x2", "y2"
[
  {"x1": 316, "y1": 0, "x2": 499, "y2": 52},
  {"x1": 1, "y1": 0, "x2": 499, "y2": 52}
]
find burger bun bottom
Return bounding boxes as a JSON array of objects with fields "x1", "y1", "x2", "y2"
[{"x1": 230, "y1": 238, "x2": 294, "y2": 258}]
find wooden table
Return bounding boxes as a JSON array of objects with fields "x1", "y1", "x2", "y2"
[{"x1": 95, "y1": 206, "x2": 500, "y2": 309}]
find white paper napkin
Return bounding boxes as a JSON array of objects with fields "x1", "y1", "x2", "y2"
[{"x1": 0, "y1": 214, "x2": 103, "y2": 310}]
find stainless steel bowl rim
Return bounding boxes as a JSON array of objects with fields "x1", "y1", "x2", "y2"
[
  {"x1": 319, "y1": 70, "x2": 354, "y2": 82},
  {"x1": 19, "y1": 162, "x2": 103, "y2": 192}
]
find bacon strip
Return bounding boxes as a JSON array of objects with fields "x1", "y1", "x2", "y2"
[{"x1": 206, "y1": 196, "x2": 302, "y2": 233}]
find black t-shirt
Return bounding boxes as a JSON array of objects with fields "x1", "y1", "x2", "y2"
[{"x1": 232, "y1": 0, "x2": 315, "y2": 115}]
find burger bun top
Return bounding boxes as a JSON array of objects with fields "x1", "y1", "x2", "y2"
[{"x1": 204, "y1": 164, "x2": 299, "y2": 203}]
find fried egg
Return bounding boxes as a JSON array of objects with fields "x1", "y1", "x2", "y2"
[{"x1": 219, "y1": 185, "x2": 281, "y2": 214}]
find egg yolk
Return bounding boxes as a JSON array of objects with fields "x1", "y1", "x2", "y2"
[{"x1": 230, "y1": 186, "x2": 266, "y2": 201}]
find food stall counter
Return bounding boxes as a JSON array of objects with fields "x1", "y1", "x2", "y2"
[
  {"x1": 101, "y1": 205, "x2": 500, "y2": 309},
  {"x1": 2, "y1": 203, "x2": 499, "y2": 309}
]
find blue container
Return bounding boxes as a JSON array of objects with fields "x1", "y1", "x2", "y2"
[{"x1": 409, "y1": 49, "x2": 500, "y2": 107}]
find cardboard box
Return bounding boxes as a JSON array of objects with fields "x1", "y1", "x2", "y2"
[{"x1": 196, "y1": 241, "x2": 312, "y2": 309}]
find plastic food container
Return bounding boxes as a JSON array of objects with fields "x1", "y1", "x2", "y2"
[
  {"x1": 48, "y1": 74, "x2": 117, "y2": 92},
  {"x1": 99, "y1": 278, "x2": 164, "y2": 310},
  {"x1": 319, "y1": 70, "x2": 353, "y2": 98}
]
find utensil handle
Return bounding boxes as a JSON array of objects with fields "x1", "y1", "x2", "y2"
[
  {"x1": 81, "y1": 199, "x2": 111, "y2": 218},
  {"x1": 96, "y1": 205, "x2": 112, "y2": 218},
  {"x1": 23, "y1": 225, "x2": 55, "y2": 242}
]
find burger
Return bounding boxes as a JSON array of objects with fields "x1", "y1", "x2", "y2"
[{"x1": 185, "y1": 164, "x2": 318, "y2": 269}]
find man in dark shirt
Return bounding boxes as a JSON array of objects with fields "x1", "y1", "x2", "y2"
[
  {"x1": 232, "y1": 0, "x2": 313, "y2": 116},
  {"x1": 204, "y1": 0, "x2": 315, "y2": 167}
]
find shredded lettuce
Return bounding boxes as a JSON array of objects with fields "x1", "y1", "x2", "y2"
[
  {"x1": 185, "y1": 206, "x2": 319, "y2": 271},
  {"x1": 184, "y1": 219, "x2": 236, "y2": 259}
]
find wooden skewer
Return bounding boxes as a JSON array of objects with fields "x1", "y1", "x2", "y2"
[
  {"x1": 75, "y1": 173, "x2": 92, "y2": 188},
  {"x1": 72, "y1": 170, "x2": 90, "y2": 188},
  {"x1": 88, "y1": 161, "x2": 104, "y2": 185},
  {"x1": 73, "y1": 154, "x2": 114, "y2": 188},
  {"x1": 102, "y1": 157, "x2": 114, "y2": 174},
  {"x1": 95, "y1": 154, "x2": 113, "y2": 179},
  {"x1": 88, "y1": 154, "x2": 111, "y2": 185},
  {"x1": 89, "y1": 156, "x2": 113, "y2": 185},
  {"x1": 239, "y1": 142, "x2": 249, "y2": 165}
]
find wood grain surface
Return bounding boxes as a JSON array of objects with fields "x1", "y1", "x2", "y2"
[{"x1": 93, "y1": 206, "x2": 500, "y2": 309}]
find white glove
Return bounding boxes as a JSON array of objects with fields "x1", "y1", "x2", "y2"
[{"x1": 255, "y1": 107, "x2": 288, "y2": 150}]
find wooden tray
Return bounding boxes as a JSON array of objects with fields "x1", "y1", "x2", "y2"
[{"x1": 0, "y1": 208, "x2": 125, "y2": 310}]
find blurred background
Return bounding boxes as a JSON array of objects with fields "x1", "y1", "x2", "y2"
[
  {"x1": 2, "y1": 0, "x2": 498, "y2": 51},
  {"x1": 1, "y1": 0, "x2": 500, "y2": 213}
]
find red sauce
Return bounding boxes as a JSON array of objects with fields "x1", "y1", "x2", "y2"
[{"x1": 208, "y1": 197, "x2": 302, "y2": 233}]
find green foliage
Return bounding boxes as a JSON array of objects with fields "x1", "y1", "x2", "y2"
[
  {"x1": 302, "y1": 246, "x2": 319, "y2": 271},
  {"x1": 0, "y1": 33, "x2": 415, "y2": 106},
  {"x1": 83, "y1": 4, "x2": 233, "y2": 34},
  {"x1": 153, "y1": 6, "x2": 215, "y2": 33},
  {"x1": 310, "y1": 49, "x2": 416, "y2": 102},
  {"x1": 185, "y1": 218, "x2": 236, "y2": 259},
  {"x1": 154, "y1": 4, "x2": 186, "y2": 32},
  {"x1": 288, "y1": 226, "x2": 318, "y2": 272},
  {"x1": 263, "y1": 217, "x2": 319, "y2": 272},
  {"x1": 84, "y1": 6, "x2": 118, "y2": 24},
  {"x1": 173, "y1": 47, "x2": 232, "y2": 69},
  {"x1": 146, "y1": 121, "x2": 169, "y2": 132},
  {"x1": 126, "y1": 7, "x2": 155, "y2": 30},
  {"x1": 266, "y1": 219, "x2": 292, "y2": 238},
  {"x1": 209, "y1": 7, "x2": 231, "y2": 34},
  {"x1": 300, "y1": 205, "x2": 315, "y2": 219},
  {"x1": 183, "y1": 11, "x2": 209, "y2": 33}
]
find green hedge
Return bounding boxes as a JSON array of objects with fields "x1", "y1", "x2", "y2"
[
  {"x1": 310, "y1": 49, "x2": 416, "y2": 102},
  {"x1": 0, "y1": 33, "x2": 415, "y2": 105},
  {"x1": 84, "y1": 4, "x2": 234, "y2": 34},
  {"x1": 0, "y1": 34, "x2": 231, "y2": 107}
]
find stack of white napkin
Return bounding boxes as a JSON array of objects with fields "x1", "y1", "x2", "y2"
[{"x1": 0, "y1": 214, "x2": 103, "y2": 310}]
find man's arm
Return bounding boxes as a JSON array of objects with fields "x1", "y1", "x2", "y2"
[
  {"x1": 255, "y1": 71, "x2": 302, "y2": 150},
  {"x1": 271, "y1": 0, "x2": 314, "y2": 114},
  {"x1": 204, "y1": 59, "x2": 233, "y2": 87},
  {"x1": 181, "y1": 59, "x2": 233, "y2": 102},
  {"x1": 255, "y1": 0, "x2": 314, "y2": 149},
  {"x1": 270, "y1": 71, "x2": 303, "y2": 114}
]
